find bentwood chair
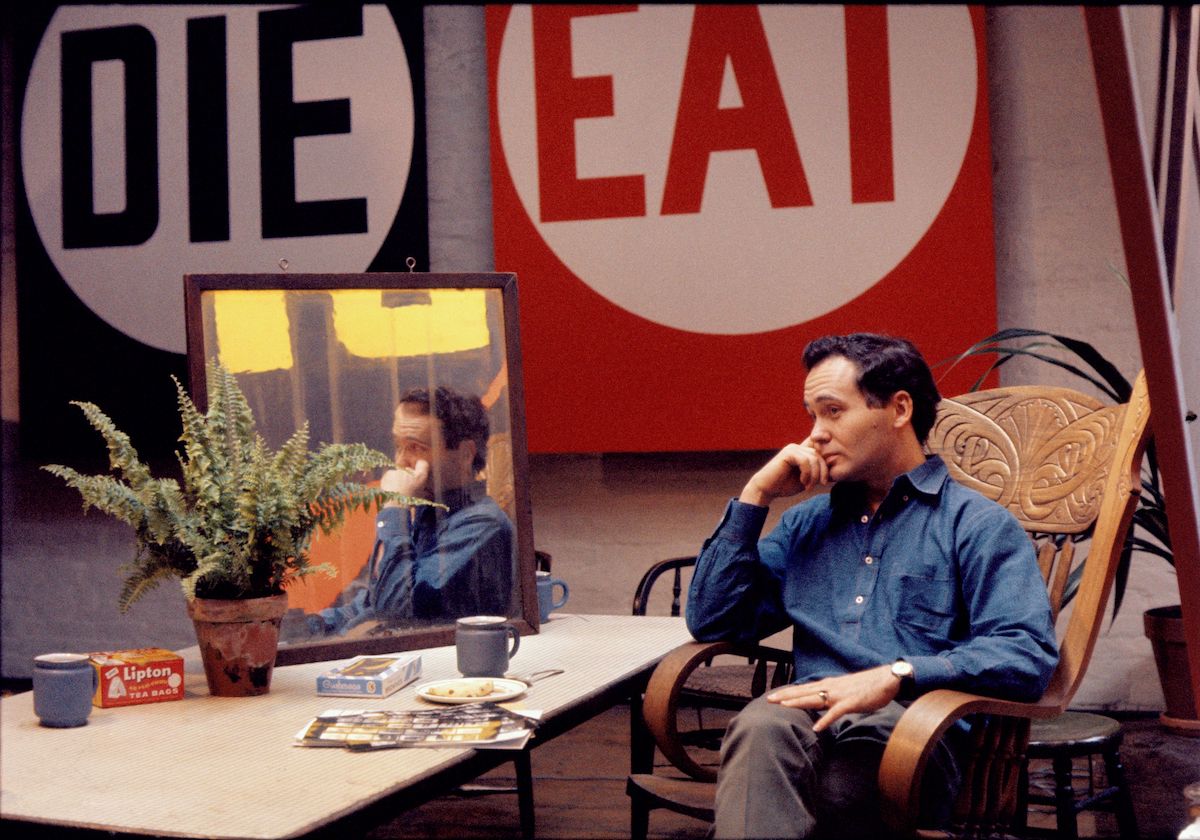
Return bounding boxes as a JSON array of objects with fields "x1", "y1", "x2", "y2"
[
  {"x1": 631, "y1": 556, "x2": 794, "y2": 789},
  {"x1": 627, "y1": 372, "x2": 1151, "y2": 839}
]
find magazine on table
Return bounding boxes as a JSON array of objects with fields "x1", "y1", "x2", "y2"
[{"x1": 294, "y1": 702, "x2": 541, "y2": 751}]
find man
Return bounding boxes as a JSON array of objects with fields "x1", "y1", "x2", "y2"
[
  {"x1": 312, "y1": 386, "x2": 515, "y2": 634},
  {"x1": 686, "y1": 333, "x2": 1058, "y2": 839}
]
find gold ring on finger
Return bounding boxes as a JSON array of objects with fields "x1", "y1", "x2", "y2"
[{"x1": 818, "y1": 690, "x2": 829, "y2": 709}]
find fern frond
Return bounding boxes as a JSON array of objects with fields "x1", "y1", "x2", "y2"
[
  {"x1": 173, "y1": 375, "x2": 224, "y2": 516},
  {"x1": 273, "y1": 424, "x2": 312, "y2": 488},
  {"x1": 208, "y1": 361, "x2": 256, "y2": 476},
  {"x1": 286, "y1": 561, "x2": 336, "y2": 582},
  {"x1": 300, "y1": 442, "x2": 393, "y2": 501},
  {"x1": 140, "y1": 478, "x2": 188, "y2": 546},
  {"x1": 42, "y1": 465, "x2": 147, "y2": 525},
  {"x1": 68, "y1": 401, "x2": 153, "y2": 489},
  {"x1": 117, "y1": 563, "x2": 179, "y2": 615}
]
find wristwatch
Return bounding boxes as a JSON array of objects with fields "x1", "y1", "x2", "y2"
[{"x1": 891, "y1": 660, "x2": 915, "y2": 698}]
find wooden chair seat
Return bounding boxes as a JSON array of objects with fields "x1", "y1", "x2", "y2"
[
  {"x1": 678, "y1": 664, "x2": 758, "y2": 704},
  {"x1": 627, "y1": 373, "x2": 1152, "y2": 839},
  {"x1": 626, "y1": 774, "x2": 717, "y2": 822},
  {"x1": 1029, "y1": 710, "x2": 1122, "y2": 750}
]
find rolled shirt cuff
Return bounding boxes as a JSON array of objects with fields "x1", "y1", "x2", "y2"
[
  {"x1": 715, "y1": 498, "x2": 770, "y2": 541},
  {"x1": 905, "y1": 654, "x2": 957, "y2": 692}
]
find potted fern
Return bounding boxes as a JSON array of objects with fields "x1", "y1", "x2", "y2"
[{"x1": 44, "y1": 361, "x2": 415, "y2": 696}]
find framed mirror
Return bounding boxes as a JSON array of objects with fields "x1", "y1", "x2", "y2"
[{"x1": 183, "y1": 273, "x2": 538, "y2": 665}]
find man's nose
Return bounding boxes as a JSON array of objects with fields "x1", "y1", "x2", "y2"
[{"x1": 810, "y1": 423, "x2": 831, "y2": 443}]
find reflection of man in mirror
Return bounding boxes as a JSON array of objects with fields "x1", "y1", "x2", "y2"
[{"x1": 305, "y1": 386, "x2": 515, "y2": 635}]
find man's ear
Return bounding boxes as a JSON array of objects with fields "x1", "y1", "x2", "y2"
[
  {"x1": 891, "y1": 390, "x2": 914, "y2": 430},
  {"x1": 459, "y1": 439, "x2": 479, "y2": 473}
]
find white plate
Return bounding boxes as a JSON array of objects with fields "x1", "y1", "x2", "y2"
[{"x1": 415, "y1": 677, "x2": 527, "y2": 704}]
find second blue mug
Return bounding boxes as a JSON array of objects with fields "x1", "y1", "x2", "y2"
[{"x1": 536, "y1": 571, "x2": 569, "y2": 623}]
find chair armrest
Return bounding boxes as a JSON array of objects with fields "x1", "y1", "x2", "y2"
[
  {"x1": 642, "y1": 640, "x2": 792, "y2": 782},
  {"x1": 878, "y1": 689, "x2": 1061, "y2": 836}
]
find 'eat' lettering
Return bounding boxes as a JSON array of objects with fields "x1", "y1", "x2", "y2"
[{"x1": 531, "y1": 5, "x2": 896, "y2": 223}]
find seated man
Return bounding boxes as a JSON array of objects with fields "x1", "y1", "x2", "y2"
[
  {"x1": 686, "y1": 333, "x2": 1058, "y2": 839},
  {"x1": 309, "y1": 386, "x2": 515, "y2": 635}
]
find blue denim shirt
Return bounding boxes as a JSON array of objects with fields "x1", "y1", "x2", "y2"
[
  {"x1": 319, "y1": 486, "x2": 515, "y2": 633},
  {"x1": 686, "y1": 456, "x2": 1058, "y2": 701}
]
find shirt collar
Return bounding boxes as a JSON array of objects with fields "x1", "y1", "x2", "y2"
[
  {"x1": 430, "y1": 483, "x2": 483, "y2": 516},
  {"x1": 905, "y1": 454, "x2": 950, "y2": 498},
  {"x1": 829, "y1": 454, "x2": 949, "y2": 514}
]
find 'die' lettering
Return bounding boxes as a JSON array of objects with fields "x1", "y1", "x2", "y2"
[{"x1": 123, "y1": 664, "x2": 173, "y2": 682}]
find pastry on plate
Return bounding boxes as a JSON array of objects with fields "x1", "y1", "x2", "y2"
[{"x1": 426, "y1": 679, "x2": 495, "y2": 698}]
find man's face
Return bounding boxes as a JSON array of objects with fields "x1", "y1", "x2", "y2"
[
  {"x1": 802, "y1": 355, "x2": 900, "y2": 484},
  {"x1": 392, "y1": 403, "x2": 474, "y2": 492}
]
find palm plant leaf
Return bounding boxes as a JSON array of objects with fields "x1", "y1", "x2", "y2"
[{"x1": 943, "y1": 328, "x2": 1131, "y2": 402}]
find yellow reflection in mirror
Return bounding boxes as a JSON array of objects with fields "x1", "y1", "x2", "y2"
[
  {"x1": 211, "y1": 289, "x2": 493, "y2": 374},
  {"x1": 214, "y1": 290, "x2": 293, "y2": 373},
  {"x1": 332, "y1": 289, "x2": 491, "y2": 357}
]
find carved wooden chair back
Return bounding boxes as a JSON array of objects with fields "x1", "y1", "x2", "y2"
[
  {"x1": 486, "y1": 432, "x2": 516, "y2": 522},
  {"x1": 929, "y1": 372, "x2": 1150, "y2": 709}
]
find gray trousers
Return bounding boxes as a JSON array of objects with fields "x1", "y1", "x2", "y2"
[{"x1": 713, "y1": 695, "x2": 963, "y2": 839}]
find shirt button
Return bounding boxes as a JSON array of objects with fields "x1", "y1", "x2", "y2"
[
  {"x1": 854, "y1": 595, "x2": 864, "y2": 604},
  {"x1": 860, "y1": 515, "x2": 869, "y2": 524},
  {"x1": 903, "y1": 495, "x2": 910, "y2": 502},
  {"x1": 865, "y1": 556, "x2": 873, "y2": 565}
]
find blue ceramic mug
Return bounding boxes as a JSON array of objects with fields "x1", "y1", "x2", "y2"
[
  {"x1": 456, "y1": 616, "x2": 520, "y2": 677},
  {"x1": 33, "y1": 653, "x2": 97, "y2": 728}
]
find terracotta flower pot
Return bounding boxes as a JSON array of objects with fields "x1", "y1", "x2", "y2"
[
  {"x1": 1143, "y1": 604, "x2": 1200, "y2": 736},
  {"x1": 187, "y1": 593, "x2": 288, "y2": 697}
]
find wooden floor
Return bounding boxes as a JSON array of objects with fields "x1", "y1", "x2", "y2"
[{"x1": 368, "y1": 705, "x2": 1200, "y2": 840}]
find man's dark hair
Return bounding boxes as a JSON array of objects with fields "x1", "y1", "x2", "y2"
[
  {"x1": 398, "y1": 386, "x2": 490, "y2": 473},
  {"x1": 802, "y1": 333, "x2": 941, "y2": 444}
]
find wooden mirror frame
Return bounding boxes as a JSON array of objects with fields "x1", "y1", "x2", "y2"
[{"x1": 183, "y1": 272, "x2": 538, "y2": 665}]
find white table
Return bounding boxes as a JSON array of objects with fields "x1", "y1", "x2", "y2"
[{"x1": 0, "y1": 614, "x2": 691, "y2": 839}]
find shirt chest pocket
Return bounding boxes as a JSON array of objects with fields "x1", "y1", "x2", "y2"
[{"x1": 886, "y1": 562, "x2": 958, "y2": 634}]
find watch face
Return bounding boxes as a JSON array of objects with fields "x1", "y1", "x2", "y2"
[{"x1": 892, "y1": 661, "x2": 914, "y2": 679}]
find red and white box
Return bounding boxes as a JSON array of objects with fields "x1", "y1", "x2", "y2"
[{"x1": 89, "y1": 648, "x2": 185, "y2": 708}]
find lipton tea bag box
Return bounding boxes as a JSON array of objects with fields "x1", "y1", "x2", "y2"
[{"x1": 89, "y1": 648, "x2": 185, "y2": 707}]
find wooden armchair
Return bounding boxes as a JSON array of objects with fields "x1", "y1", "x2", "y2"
[{"x1": 628, "y1": 373, "x2": 1151, "y2": 839}]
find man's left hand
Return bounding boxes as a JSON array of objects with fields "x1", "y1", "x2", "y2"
[{"x1": 766, "y1": 665, "x2": 901, "y2": 732}]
